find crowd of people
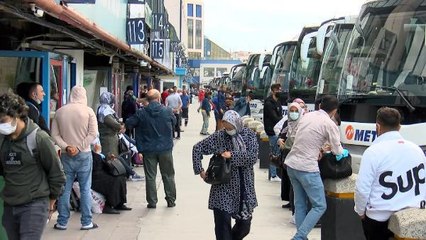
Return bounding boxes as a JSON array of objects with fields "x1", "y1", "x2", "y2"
[{"x1": 0, "y1": 82, "x2": 425, "y2": 240}]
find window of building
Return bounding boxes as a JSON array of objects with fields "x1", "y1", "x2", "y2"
[
  {"x1": 204, "y1": 67, "x2": 215, "y2": 77},
  {"x1": 195, "y1": 20, "x2": 202, "y2": 50},
  {"x1": 216, "y1": 68, "x2": 228, "y2": 77},
  {"x1": 188, "y1": 52, "x2": 201, "y2": 59},
  {"x1": 187, "y1": 19, "x2": 194, "y2": 49},
  {"x1": 196, "y1": 5, "x2": 202, "y2": 18},
  {"x1": 187, "y1": 3, "x2": 193, "y2": 17}
]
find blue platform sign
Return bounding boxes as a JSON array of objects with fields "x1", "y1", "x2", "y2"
[
  {"x1": 128, "y1": 0, "x2": 145, "y2": 3},
  {"x1": 127, "y1": 18, "x2": 146, "y2": 44},
  {"x1": 65, "y1": 0, "x2": 96, "y2": 3},
  {"x1": 151, "y1": 40, "x2": 164, "y2": 59}
]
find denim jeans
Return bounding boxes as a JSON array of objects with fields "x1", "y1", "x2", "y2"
[
  {"x1": 287, "y1": 167, "x2": 326, "y2": 240},
  {"x1": 3, "y1": 197, "x2": 49, "y2": 240},
  {"x1": 143, "y1": 150, "x2": 176, "y2": 206},
  {"x1": 268, "y1": 135, "x2": 279, "y2": 178},
  {"x1": 57, "y1": 151, "x2": 93, "y2": 227},
  {"x1": 201, "y1": 110, "x2": 209, "y2": 134},
  {"x1": 213, "y1": 208, "x2": 252, "y2": 240}
]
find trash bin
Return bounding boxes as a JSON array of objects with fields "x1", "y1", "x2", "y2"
[
  {"x1": 258, "y1": 131, "x2": 269, "y2": 169},
  {"x1": 322, "y1": 174, "x2": 365, "y2": 240}
]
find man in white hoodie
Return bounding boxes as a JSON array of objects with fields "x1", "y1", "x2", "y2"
[
  {"x1": 51, "y1": 86, "x2": 98, "y2": 230},
  {"x1": 355, "y1": 107, "x2": 426, "y2": 240}
]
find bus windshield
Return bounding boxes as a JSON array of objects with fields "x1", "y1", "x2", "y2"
[
  {"x1": 317, "y1": 23, "x2": 354, "y2": 96},
  {"x1": 269, "y1": 42, "x2": 297, "y2": 96},
  {"x1": 339, "y1": 0, "x2": 426, "y2": 106}
]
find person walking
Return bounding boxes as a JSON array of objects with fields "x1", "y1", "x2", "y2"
[
  {"x1": 0, "y1": 92, "x2": 65, "y2": 240},
  {"x1": 263, "y1": 83, "x2": 283, "y2": 181},
  {"x1": 284, "y1": 95, "x2": 344, "y2": 240},
  {"x1": 192, "y1": 110, "x2": 259, "y2": 240},
  {"x1": 355, "y1": 107, "x2": 426, "y2": 240},
  {"x1": 199, "y1": 91, "x2": 212, "y2": 135},
  {"x1": 125, "y1": 89, "x2": 177, "y2": 208},
  {"x1": 16, "y1": 82, "x2": 50, "y2": 134},
  {"x1": 180, "y1": 90, "x2": 190, "y2": 127},
  {"x1": 165, "y1": 86, "x2": 183, "y2": 139},
  {"x1": 51, "y1": 86, "x2": 99, "y2": 230}
]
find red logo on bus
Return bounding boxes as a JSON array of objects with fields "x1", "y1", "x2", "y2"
[{"x1": 345, "y1": 125, "x2": 354, "y2": 140}]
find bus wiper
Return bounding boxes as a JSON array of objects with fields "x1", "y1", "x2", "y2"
[{"x1": 375, "y1": 85, "x2": 416, "y2": 112}]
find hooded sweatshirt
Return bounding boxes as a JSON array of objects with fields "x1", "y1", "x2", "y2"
[
  {"x1": 51, "y1": 86, "x2": 98, "y2": 152},
  {"x1": 125, "y1": 101, "x2": 176, "y2": 153},
  {"x1": 0, "y1": 118, "x2": 65, "y2": 206}
]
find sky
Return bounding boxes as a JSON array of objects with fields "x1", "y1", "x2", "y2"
[{"x1": 203, "y1": 0, "x2": 367, "y2": 53}]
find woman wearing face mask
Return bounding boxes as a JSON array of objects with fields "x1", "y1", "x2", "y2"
[
  {"x1": 274, "y1": 102, "x2": 303, "y2": 221},
  {"x1": 0, "y1": 93, "x2": 65, "y2": 240},
  {"x1": 192, "y1": 110, "x2": 259, "y2": 240}
]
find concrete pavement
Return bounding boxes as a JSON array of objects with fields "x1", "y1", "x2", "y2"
[{"x1": 42, "y1": 102, "x2": 320, "y2": 240}]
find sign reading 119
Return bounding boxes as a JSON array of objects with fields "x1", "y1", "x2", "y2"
[
  {"x1": 151, "y1": 40, "x2": 164, "y2": 59},
  {"x1": 126, "y1": 18, "x2": 146, "y2": 44}
]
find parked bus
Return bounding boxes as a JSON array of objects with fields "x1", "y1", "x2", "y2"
[
  {"x1": 316, "y1": 17, "x2": 357, "y2": 99},
  {"x1": 337, "y1": 0, "x2": 426, "y2": 172}
]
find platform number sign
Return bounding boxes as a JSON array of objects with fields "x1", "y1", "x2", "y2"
[
  {"x1": 152, "y1": 13, "x2": 165, "y2": 31},
  {"x1": 151, "y1": 40, "x2": 164, "y2": 59},
  {"x1": 160, "y1": 23, "x2": 170, "y2": 39},
  {"x1": 170, "y1": 41, "x2": 178, "y2": 53},
  {"x1": 126, "y1": 18, "x2": 146, "y2": 44}
]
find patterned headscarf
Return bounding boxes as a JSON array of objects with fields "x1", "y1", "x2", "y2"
[
  {"x1": 222, "y1": 110, "x2": 246, "y2": 151},
  {"x1": 98, "y1": 92, "x2": 116, "y2": 123}
]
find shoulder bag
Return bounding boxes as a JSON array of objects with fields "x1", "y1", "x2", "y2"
[
  {"x1": 106, "y1": 156, "x2": 127, "y2": 176},
  {"x1": 319, "y1": 152, "x2": 352, "y2": 179},
  {"x1": 204, "y1": 153, "x2": 231, "y2": 185}
]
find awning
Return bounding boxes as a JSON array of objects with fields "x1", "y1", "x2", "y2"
[{"x1": 24, "y1": 0, "x2": 173, "y2": 75}]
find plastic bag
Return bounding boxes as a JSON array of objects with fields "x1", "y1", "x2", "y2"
[{"x1": 91, "y1": 190, "x2": 105, "y2": 214}]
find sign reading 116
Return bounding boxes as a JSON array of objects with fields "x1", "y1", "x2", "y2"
[{"x1": 127, "y1": 18, "x2": 146, "y2": 44}]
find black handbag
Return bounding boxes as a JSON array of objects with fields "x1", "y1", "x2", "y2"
[
  {"x1": 106, "y1": 156, "x2": 127, "y2": 176},
  {"x1": 204, "y1": 153, "x2": 232, "y2": 185},
  {"x1": 319, "y1": 152, "x2": 352, "y2": 179}
]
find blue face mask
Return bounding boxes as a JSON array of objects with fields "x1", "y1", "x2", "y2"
[{"x1": 289, "y1": 112, "x2": 299, "y2": 121}]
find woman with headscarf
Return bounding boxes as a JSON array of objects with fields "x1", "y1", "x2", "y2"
[
  {"x1": 97, "y1": 92, "x2": 124, "y2": 156},
  {"x1": 275, "y1": 102, "x2": 304, "y2": 221},
  {"x1": 192, "y1": 110, "x2": 259, "y2": 240}
]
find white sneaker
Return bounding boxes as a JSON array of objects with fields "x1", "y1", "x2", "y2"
[
  {"x1": 270, "y1": 176, "x2": 281, "y2": 182},
  {"x1": 290, "y1": 215, "x2": 296, "y2": 225},
  {"x1": 129, "y1": 173, "x2": 144, "y2": 182}
]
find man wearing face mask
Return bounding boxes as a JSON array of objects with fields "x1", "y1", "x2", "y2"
[
  {"x1": 16, "y1": 82, "x2": 49, "y2": 134},
  {"x1": 284, "y1": 95, "x2": 343, "y2": 240},
  {"x1": 355, "y1": 107, "x2": 426, "y2": 240},
  {"x1": 0, "y1": 92, "x2": 65, "y2": 240},
  {"x1": 263, "y1": 83, "x2": 283, "y2": 182}
]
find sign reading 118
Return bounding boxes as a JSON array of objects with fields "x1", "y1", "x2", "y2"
[{"x1": 127, "y1": 18, "x2": 146, "y2": 44}]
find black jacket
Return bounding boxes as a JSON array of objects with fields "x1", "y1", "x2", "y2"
[
  {"x1": 26, "y1": 99, "x2": 50, "y2": 135},
  {"x1": 263, "y1": 95, "x2": 283, "y2": 136}
]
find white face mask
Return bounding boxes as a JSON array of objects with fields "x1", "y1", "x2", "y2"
[
  {"x1": 289, "y1": 112, "x2": 299, "y2": 121},
  {"x1": 226, "y1": 129, "x2": 237, "y2": 136},
  {"x1": 0, "y1": 120, "x2": 17, "y2": 135}
]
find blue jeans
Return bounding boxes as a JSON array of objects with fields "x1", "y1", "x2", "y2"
[
  {"x1": 287, "y1": 167, "x2": 326, "y2": 240},
  {"x1": 57, "y1": 151, "x2": 93, "y2": 227},
  {"x1": 268, "y1": 135, "x2": 279, "y2": 178}
]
